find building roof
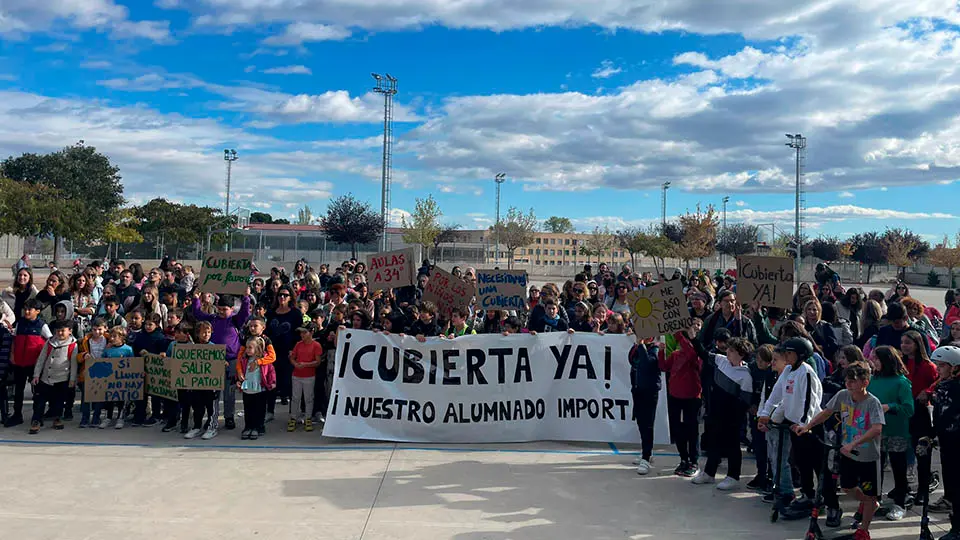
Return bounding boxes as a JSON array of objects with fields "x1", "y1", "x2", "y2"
[{"x1": 242, "y1": 223, "x2": 407, "y2": 234}]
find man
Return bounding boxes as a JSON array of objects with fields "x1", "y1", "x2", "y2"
[
  {"x1": 617, "y1": 264, "x2": 632, "y2": 283},
  {"x1": 699, "y1": 290, "x2": 757, "y2": 350},
  {"x1": 159, "y1": 269, "x2": 186, "y2": 305},
  {"x1": 104, "y1": 260, "x2": 125, "y2": 284},
  {"x1": 115, "y1": 270, "x2": 141, "y2": 314}
]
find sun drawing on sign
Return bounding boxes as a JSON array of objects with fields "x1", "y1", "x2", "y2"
[{"x1": 631, "y1": 293, "x2": 665, "y2": 332}]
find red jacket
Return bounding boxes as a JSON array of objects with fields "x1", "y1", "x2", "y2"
[
  {"x1": 659, "y1": 332, "x2": 702, "y2": 399},
  {"x1": 12, "y1": 318, "x2": 50, "y2": 368},
  {"x1": 945, "y1": 305, "x2": 960, "y2": 327},
  {"x1": 904, "y1": 355, "x2": 938, "y2": 399}
]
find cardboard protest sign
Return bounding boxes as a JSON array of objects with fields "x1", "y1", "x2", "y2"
[
  {"x1": 145, "y1": 354, "x2": 178, "y2": 401},
  {"x1": 475, "y1": 269, "x2": 528, "y2": 310},
  {"x1": 171, "y1": 344, "x2": 226, "y2": 391},
  {"x1": 198, "y1": 251, "x2": 253, "y2": 295},
  {"x1": 737, "y1": 256, "x2": 795, "y2": 310},
  {"x1": 365, "y1": 247, "x2": 417, "y2": 291},
  {"x1": 84, "y1": 357, "x2": 145, "y2": 403},
  {"x1": 422, "y1": 267, "x2": 475, "y2": 318},
  {"x1": 625, "y1": 281, "x2": 692, "y2": 340}
]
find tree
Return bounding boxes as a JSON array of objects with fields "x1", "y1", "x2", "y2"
[
  {"x1": 580, "y1": 226, "x2": 615, "y2": 265},
  {"x1": 134, "y1": 198, "x2": 224, "y2": 258},
  {"x1": 716, "y1": 223, "x2": 759, "y2": 259},
  {"x1": 640, "y1": 225, "x2": 677, "y2": 277},
  {"x1": 273, "y1": 218, "x2": 290, "y2": 225},
  {"x1": 928, "y1": 235, "x2": 960, "y2": 288},
  {"x1": 849, "y1": 232, "x2": 886, "y2": 283},
  {"x1": 432, "y1": 224, "x2": 461, "y2": 262},
  {"x1": 676, "y1": 205, "x2": 719, "y2": 269},
  {"x1": 296, "y1": 205, "x2": 313, "y2": 225},
  {"x1": 882, "y1": 228, "x2": 928, "y2": 281},
  {"x1": 543, "y1": 216, "x2": 575, "y2": 234},
  {"x1": 616, "y1": 227, "x2": 646, "y2": 269},
  {"x1": 2, "y1": 142, "x2": 124, "y2": 262},
  {"x1": 809, "y1": 236, "x2": 845, "y2": 262},
  {"x1": 319, "y1": 194, "x2": 384, "y2": 258},
  {"x1": 401, "y1": 195, "x2": 443, "y2": 256},
  {"x1": 249, "y1": 212, "x2": 273, "y2": 224},
  {"x1": 490, "y1": 207, "x2": 537, "y2": 269},
  {"x1": 101, "y1": 208, "x2": 144, "y2": 260},
  {"x1": 661, "y1": 222, "x2": 683, "y2": 244}
]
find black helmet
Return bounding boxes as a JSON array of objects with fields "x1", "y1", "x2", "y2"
[{"x1": 775, "y1": 337, "x2": 813, "y2": 359}]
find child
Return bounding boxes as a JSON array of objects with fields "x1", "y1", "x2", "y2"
[
  {"x1": 447, "y1": 307, "x2": 476, "y2": 338},
  {"x1": 409, "y1": 302, "x2": 441, "y2": 341},
  {"x1": 188, "y1": 321, "x2": 219, "y2": 440},
  {"x1": 101, "y1": 296, "x2": 126, "y2": 329},
  {"x1": 237, "y1": 317, "x2": 277, "y2": 430},
  {"x1": 237, "y1": 336, "x2": 275, "y2": 440},
  {"x1": 757, "y1": 337, "x2": 823, "y2": 512},
  {"x1": 0, "y1": 322, "x2": 11, "y2": 425},
  {"x1": 501, "y1": 316, "x2": 526, "y2": 335},
  {"x1": 132, "y1": 312, "x2": 171, "y2": 426},
  {"x1": 29, "y1": 319, "x2": 78, "y2": 434},
  {"x1": 288, "y1": 327, "x2": 323, "y2": 432},
  {"x1": 165, "y1": 308, "x2": 184, "y2": 338},
  {"x1": 5, "y1": 299, "x2": 51, "y2": 427},
  {"x1": 630, "y1": 336, "x2": 662, "y2": 475},
  {"x1": 539, "y1": 299, "x2": 570, "y2": 333},
  {"x1": 867, "y1": 346, "x2": 914, "y2": 521},
  {"x1": 77, "y1": 318, "x2": 109, "y2": 428},
  {"x1": 168, "y1": 322, "x2": 199, "y2": 435},
  {"x1": 125, "y1": 309, "x2": 144, "y2": 345},
  {"x1": 191, "y1": 293, "x2": 251, "y2": 434},
  {"x1": 796, "y1": 363, "x2": 885, "y2": 540},
  {"x1": 746, "y1": 344, "x2": 776, "y2": 491},
  {"x1": 928, "y1": 346, "x2": 960, "y2": 536},
  {"x1": 660, "y1": 319, "x2": 704, "y2": 477},
  {"x1": 693, "y1": 337, "x2": 755, "y2": 490},
  {"x1": 97, "y1": 327, "x2": 134, "y2": 428}
]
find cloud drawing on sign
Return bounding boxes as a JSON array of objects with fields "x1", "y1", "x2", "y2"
[{"x1": 88, "y1": 362, "x2": 114, "y2": 379}]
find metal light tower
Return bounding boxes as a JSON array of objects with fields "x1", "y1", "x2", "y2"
[
  {"x1": 223, "y1": 149, "x2": 238, "y2": 219},
  {"x1": 373, "y1": 73, "x2": 398, "y2": 251},
  {"x1": 494, "y1": 173, "x2": 506, "y2": 265},
  {"x1": 721, "y1": 196, "x2": 730, "y2": 269},
  {"x1": 661, "y1": 182, "x2": 671, "y2": 228},
  {"x1": 786, "y1": 133, "x2": 807, "y2": 279}
]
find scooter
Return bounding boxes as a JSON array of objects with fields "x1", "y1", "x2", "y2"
[
  {"x1": 795, "y1": 426, "x2": 857, "y2": 540},
  {"x1": 916, "y1": 437, "x2": 938, "y2": 540},
  {"x1": 769, "y1": 422, "x2": 790, "y2": 523}
]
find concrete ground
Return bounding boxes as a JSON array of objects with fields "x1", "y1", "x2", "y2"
[{"x1": 0, "y1": 412, "x2": 951, "y2": 540}]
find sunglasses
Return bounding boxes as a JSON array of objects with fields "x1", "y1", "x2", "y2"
[
  {"x1": 278, "y1": 293, "x2": 291, "y2": 298},
  {"x1": 574, "y1": 288, "x2": 585, "y2": 293}
]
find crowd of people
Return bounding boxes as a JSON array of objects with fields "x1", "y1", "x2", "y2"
[{"x1": 0, "y1": 256, "x2": 958, "y2": 540}]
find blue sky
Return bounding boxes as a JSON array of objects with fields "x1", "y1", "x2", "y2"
[{"x1": 1, "y1": 1, "x2": 959, "y2": 242}]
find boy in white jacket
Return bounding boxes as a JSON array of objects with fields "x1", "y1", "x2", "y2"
[
  {"x1": 30, "y1": 319, "x2": 78, "y2": 434},
  {"x1": 758, "y1": 337, "x2": 823, "y2": 512}
]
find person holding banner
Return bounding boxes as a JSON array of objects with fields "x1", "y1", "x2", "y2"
[
  {"x1": 96, "y1": 327, "x2": 134, "y2": 429},
  {"x1": 630, "y1": 337, "x2": 662, "y2": 475}
]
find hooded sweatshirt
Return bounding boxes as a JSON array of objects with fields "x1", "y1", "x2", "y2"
[
  {"x1": 708, "y1": 353, "x2": 754, "y2": 422},
  {"x1": 52, "y1": 299, "x2": 75, "y2": 325},
  {"x1": 192, "y1": 295, "x2": 251, "y2": 360},
  {"x1": 33, "y1": 335, "x2": 78, "y2": 385},
  {"x1": 659, "y1": 332, "x2": 703, "y2": 399},
  {"x1": 758, "y1": 361, "x2": 822, "y2": 425}
]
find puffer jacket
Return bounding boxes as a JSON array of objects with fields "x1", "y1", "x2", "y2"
[{"x1": 33, "y1": 335, "x2": 78, "y2": 385}]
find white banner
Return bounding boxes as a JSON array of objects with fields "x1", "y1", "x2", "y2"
[{"x1": 322, "y1": 330, "x2": 669, "y2": 445}]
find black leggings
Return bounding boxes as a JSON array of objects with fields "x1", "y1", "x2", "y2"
[
  {"x1": 11, "y1": 365, "x2": 32, "y2": 419},
  {"x1": 667, "y1": 396, "x2": 701, "y2": 464},
  {"x1": 704, "y1": 417, "x2": 742, "y2": 480},
  {"x1": 881, "y1": 451, "x2": 909, "y2": 506},
  {"x1": 632, "y1": 389, "x2": 659, "y2": 461},
  {"x1": 242, "y1": 392, "x2": 267, "y2": 432},
  {"x1": 791, "y1": 428, "x2": 823, "y2": 499}
]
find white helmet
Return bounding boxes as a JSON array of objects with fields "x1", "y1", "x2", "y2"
[{"x1": 930, "y1": 345, "x2": 960, "y2": 367}]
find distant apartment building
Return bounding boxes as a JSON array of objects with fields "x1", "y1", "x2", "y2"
[{"x1": 512, "y1": 232, "x2": 631, "y2": 268}]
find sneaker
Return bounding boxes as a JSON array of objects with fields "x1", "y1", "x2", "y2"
[
  {"x1": 790, "y1": 495, "x2": 814, "y2": 511},
  {"x1": 930, "y1": 471, "x2": 941, "y2": 492},
  {"x1": 142, "y1": 418, "x2": 159, "y2": 427},
  {"x1": 691, "y1": 472, "x2": 715, "y2": 485},
  {"x1": 674, "y1": 461, "x2": 688, "y2": 476},
  {"x1": 762, "y1": 491, "x2": 776, "y2": 504},
  {"x1": 4, "y1": 414, "x2": 23, "y2": 427},
  {"x1": 716, "y1": 477, "x2": 740, "y2": 491},
  {"x1": 257, "y1": 427, "x2": 265, "y2": 436},
  {"x1": 201, "y1": 427, "x2": 218, "y2": 440},
  {"x1": 78, "y1": 420, "x2": 89, "y2": 429},
  {"x1": 224, "y1": 417, "x2": 236, "y2": 430},
  {"x1": 636, "y1": 459, "x2": 651, "y2": 475},
  {"x1": 929, "y1": 496, "x2": 953, "y2": 513},
  {"x1": 311, "y1": 413, "x2": 325, "y2": 423},
  {"x1": 265, "y1": 412, "x2": 275, "y2": 423},
  {"x1": 746, "y1": 476, "x2": 768, "y2": 491},
  {"x1": 304, "y1": 419, "x2": 314, "y2": 432},
  {"x1": 184, "y1": 428, "x2": 202, "y2": 440},
  {"x1": 29, "y1": 421, "x2": 40, "y2": 434},
  {"x1": 52, "y1": 418, "x2": 64, "y2": 430},
  {"x1": 161, "y1": 422, "x2": 177, "y2": 433},
  {"x1": 98, "y1": 418, "x2": 112, "y2": 429},
  {"x1": 633, "y1": 456, "x2": 644, "y2": 465},
  {"x1": 826, "y1": 507, "x2": 843, "y2": 527},
  {"x1": 681, "y1": 463, "x2": 699, "y2": 478},
  {"x1": 179, "y1": 426, "x2": 188, "y2": 434},
  {"x1": 907, "y1": 464, "x2": 917, "y2": 484},
  {"x1": 280, "y1": 397, "x2": 289, "y2": 406},
  {"x1": 241, "y1": 429, "x2": 251, "y2": 440},
  {"x1": 287, "y1": 419, "x2": 297, "y2": 432},
  {"x1": 114, "y1": 418, "x2": 125, "y2": 429},
  {"x1": 248, "y1": 430, "x2": 259, "y2": 441},
  {"x1": 886, "y1": 504, "x2": 905, "y2": 521},
  {"x1": 853, "y1": 528, "x2": 871, "y2": 540}
]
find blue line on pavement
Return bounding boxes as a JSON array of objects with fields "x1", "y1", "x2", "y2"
[{"x1": 608, "y1": 442, "x2": 620, "y2": 454}]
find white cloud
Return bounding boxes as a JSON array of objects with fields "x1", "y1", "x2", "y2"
[
  {"x1": 34, "y1": 42, "x2": 69, "y2": 52},
  {"x1": 261, "y1": 22, "x2": 351, "y2": 46},
  {"x1": 0, "y1": 74, "x2": 17, "y2": 81},
  {"x1": 0, "y1": 1, "x2": 172, "y2": 42},
  {"x1": 389, "y1": 208, "x2": 412, "y2": 225},
  {"x1": 838, "y1": 191, "x2": 855, "y2": 198},
  {"x1": 80, "y1": 60, "x2": 112, "y2": 70},
  {"x1": 591, "y1": 60, "x2": 622, "y2": 79},
  {"x1": 261, "y1": 65, "x2": 313, "y2": 75},
  {"x1": 236, "y1": 90, "x2": 422, "y2": 124},
  {"x1": 735, "y1": 200, "x2": 747, "y2": 207},
  {"x1": 98, "y1": 73, "x2": 202, "y2": 92}
]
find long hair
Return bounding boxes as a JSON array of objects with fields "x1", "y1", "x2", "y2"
[
  {"x1": 901, "y1": 330, "x2": 931, "y2": 365},
  {"x1": 873, "y1": 345, "x2": 908, "y2": 378},
  {"x1": 863, "y1": 300, "x2": 883, "y2": 328},
  {"x1": 778, "y1": 320, "x2": 825, "y2": 356},
  {"x1": 13, "y1": 267, "x2": 34, "y2": 293},
  {"x1": 272, "y1": 284, "x2": 298, "y2": 311},
  {"x1": 139, "y1": 284, "x2": 162, "y2": 316}
]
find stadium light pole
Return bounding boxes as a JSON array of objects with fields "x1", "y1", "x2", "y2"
[
  {"x1": 223, "y1": 149, "x2": 238, "y2": 219},
  {"x1": 786, "y1": 133, "x2": 806, "y2": 279},
  {"x1": 494, "y1": 173, "x2": 506, "y2": 266},
  {"x1": 721, "y1": 196, "x2": 730, "y2": 269},
  {"x1": 661, "y1": 182, "x2": 671, "y2": 229},
  {"x1": 372, "y1": 73, "x2": 398, "y2": 251}
]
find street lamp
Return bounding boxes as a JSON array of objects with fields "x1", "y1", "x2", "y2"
[
  {"x1": 495, "y1": 173, "x2": 506, "y2": 265},
  {"x1": 721, "y1": 196, "x2": 730, "y2": 269},
  {"x1": 785, "y1": 133, "x2": 807, "y2": 279},
  {"x1": 223, "y1": 149, "x2": 238, "y2": 219},
  {"x1": 373, "y1": 73, "x2": 398, "y2": 251},
  {"x1": 661, "y1": 182, "x2": 671, "y2": 228}
]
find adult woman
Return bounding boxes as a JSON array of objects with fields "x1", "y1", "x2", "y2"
[
  {"x1": 887, "y1": 282, "x2": 910, "y2": 304},
  {"x1": 266, "y1": 285, "x2": 303, "y2": 416},
  {"x1": 128, "y1": 263, "x2": 145, "y2": 289},
  {"x1": 260, "y1": 277, "x2": 282, "y2": 308},
  {"x1": 293, "y1": 259, "x2": 308, "y2": 282},
  {"x1": 352, "y1": 282, "x2": 375, "y2": 320},
  {"x1": 867, "y1": 346, "x2": 915, "y2": 521},
  {"x1": 35, "y1": 271, "x2": 69, "y2": 322},
  {"x1": 836, "y1": 287, "x2": 864, "y2": 341},
  {"x1": 69, "y1": 273, "x2": 95, "y2": 336},
  {"x1": 144, "y1": 268, "x2": 161, "y2": 289},
  {"x1": 899, "y1": 330, "x2": 939, "y2": 486},
  {"x1": 527, "y1": 285, "x2": 541, "y2": 310},
  {"x1": 480, "y1": 309, "x2": 507, "y2": 334},
  {"x1": 138, "y1": 284, "x2": 167, "y2": 322},
  {"x1": 353, "y1": 262, "x2": 367, "y2": 276},
  {"x1": 857, "y1": 299, "x2": 884, "y2": 348},
  {"x1": 867, "y1": 289, "x2": 888, "y2": 315},
  {"x1": 901, "y1": 297, "x2": 939, "y2": 348},
  {"x1": 83, "y1": 266, "x2": 101, "y2": 306},
  {"x1": 792, "y1": 282, "x2": 816, "y2": 315},
  {"x1": 587, "y1": 281, "x2": 601, "y2": 305},
  {"x1": 561, "y1": 280, "x2": 576, "y2": 307},
  {"x1": 1, "y1": 267, "x2": 38, "y2": 324},
  {"x1": 605, "y1": 282, "x2": 632, "y2": 317}
]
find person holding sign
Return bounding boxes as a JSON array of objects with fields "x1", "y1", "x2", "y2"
[
  {"x1": 28, "y1": 319, "x2": 77, "y2": 434},
  {"x1": 191, "y1": 293, "x2": 251, "y2": 433},
  {"x1": 630, "y1": 337, "x2": 662, "y2": 475},
  {"x1": 95, "y1": 327, "x2": 134, "y2": 429},
  {"x1": 698, "y1": 291, "x2": 757, "y2": 351}
]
